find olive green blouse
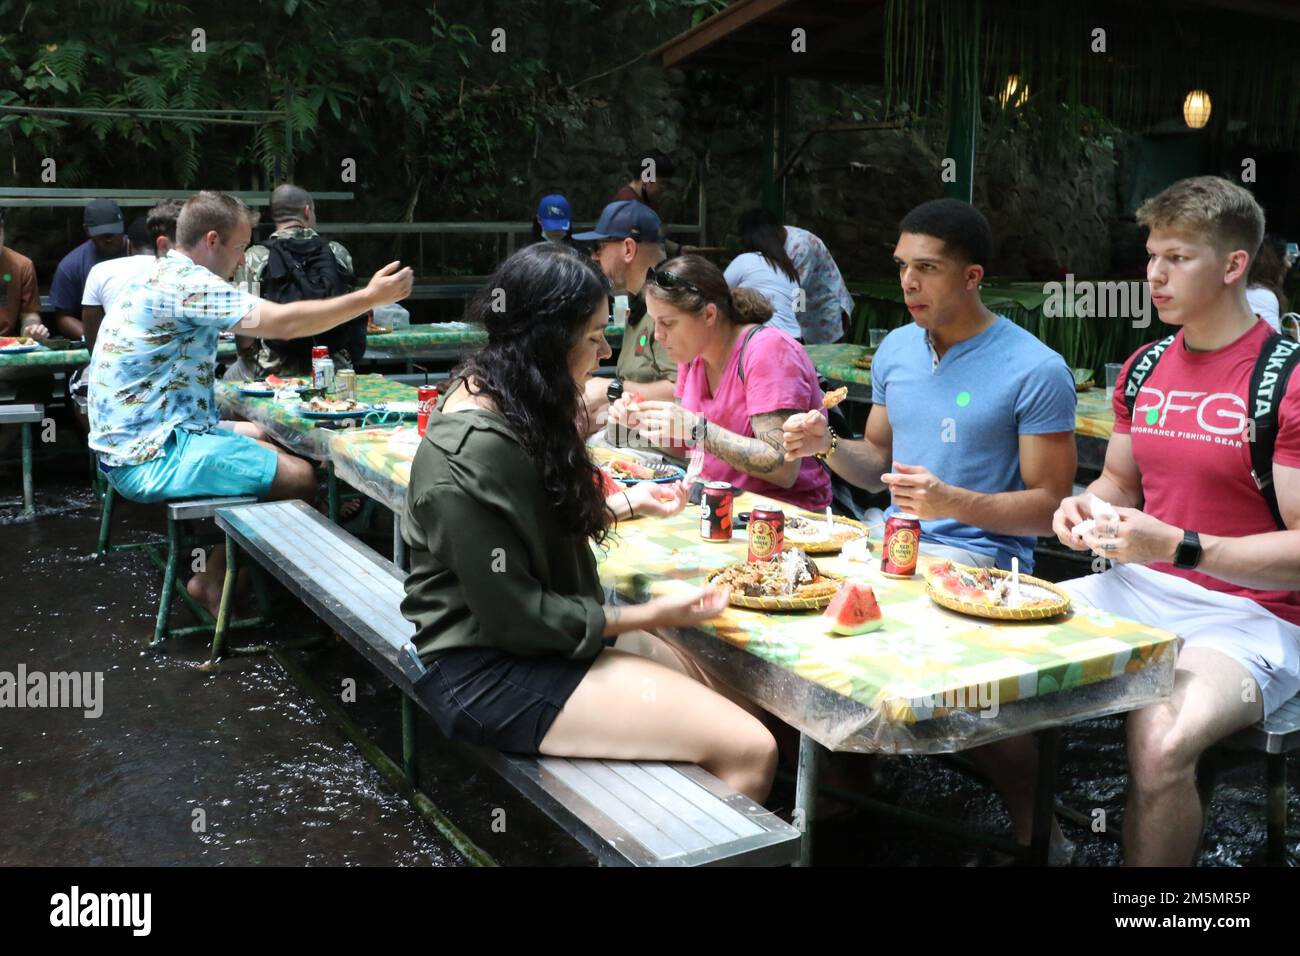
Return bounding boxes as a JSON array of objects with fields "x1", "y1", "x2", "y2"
[{"x1": 399, "y1": 406, "x2": 608, "y2": 663}]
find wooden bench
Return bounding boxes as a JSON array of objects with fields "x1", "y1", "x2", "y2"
[
  {"x1": 0, "y1": 403, "x2": 42, "y2": 515},
  {"x1": 213, "y1": 499, "x2": 801, "y2": 867}
]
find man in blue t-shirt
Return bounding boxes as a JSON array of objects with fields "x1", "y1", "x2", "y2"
[
  {"x1": 783, "y1": 198, "x2": 1078, "y2": 855},
  {"x1": 49, "y1": 198, "x2": 129, "y2": 340}
]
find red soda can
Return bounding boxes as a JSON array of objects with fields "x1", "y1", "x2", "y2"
[
  {"x1": 747, "y1": 507, "x2": 785, "y2": 563},
  {"x1": 700, "y1": 482, "x2": 734, "y2": 541},
  {"x1": 417, "y1": 385, "x2": 439, "y2": 436},
  {"x1": 310, "y1": 346, "x2": 329, "y2": 360},
  {"x1": 882, "y1": 512, "x2": 921, "y2": 578}
]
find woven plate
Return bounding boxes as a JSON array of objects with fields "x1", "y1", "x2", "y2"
[
  {"x1": 925, "y1": 563, "x2": 1071, "y2": 621},
  {"x1": 780, "y1": 513, "x2": 870, "y2": 555},
  {"x1": 707, "y1": 568, "x2": 844, "y2": 610}
]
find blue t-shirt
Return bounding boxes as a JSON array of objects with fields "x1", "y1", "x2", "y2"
[
  {"x1": 870, "y1": 317, "x2": 1076, "y2": 572},
  {"x1": 723, "y1": 252, "x2": 803, "y2": 340},
  {"x1": 49, "y1": 239, "x2": 107, "y2": 315}
]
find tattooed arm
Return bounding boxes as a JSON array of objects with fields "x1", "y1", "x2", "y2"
[{"x1": 701, "y1": 409, "x2": 805, "y2": 489}]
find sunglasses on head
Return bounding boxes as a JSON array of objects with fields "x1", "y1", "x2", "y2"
[{"x1": 645, "y1": 266, "x2": 703, "y2": 298}]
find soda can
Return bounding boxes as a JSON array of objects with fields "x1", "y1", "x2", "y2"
[
  {"x1": 417, "y1": 384, "x2": 439, "y2": 436},
  {"x1": 700, "y1": 482, "x2": 734, "y2": 541},
  {"x1": 882, "y1": 512, "x2": 921, "y2": 578},
  {"x1": 334, "y1": 369, "x2": 356, "y2": 402},
  {"x1": 747, "y1": 507, "x2": 785, "y2": 563},
  {"x1": 310, "y1": 346, "x2": 329, "y2": 360}
]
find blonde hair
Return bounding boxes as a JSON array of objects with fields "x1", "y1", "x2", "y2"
[
  {"x1": 176, "y1": 191, "x2": 260, "y2": 248},
  {"x1": 1136, "y1": 176, "x2": 1265, "y2": 258}
]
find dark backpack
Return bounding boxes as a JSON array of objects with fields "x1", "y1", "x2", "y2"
[
  {"x1": 260, "y1": 235, "x2": 366, "y2": 369},
  {"x1": 1123, "y1": 331, "x2": 1300, "y2": 529}
]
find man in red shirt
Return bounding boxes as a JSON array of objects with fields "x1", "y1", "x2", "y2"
[{"x1": 1053, "y1": 176, "x2": 1300, "y2": 866}]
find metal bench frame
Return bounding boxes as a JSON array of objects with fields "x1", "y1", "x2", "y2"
[
  {"x1": 213, "y1": 500, "x2": 801, "y2": 867},
  {"x1": 0, "y1": 403, "x2": 43, "y2": 515}
]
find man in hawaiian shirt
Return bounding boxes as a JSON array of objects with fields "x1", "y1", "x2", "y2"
[{"x1": 89, "y1": 190, "x2": 412, "y2": 612}]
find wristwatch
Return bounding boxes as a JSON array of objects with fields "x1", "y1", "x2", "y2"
[
  {"x1": 689, "y1": 414, "x2": 708, "y2": 448},
  {"x1": 1173, "y1": 530, "x2": 1202, "y2": 569}
]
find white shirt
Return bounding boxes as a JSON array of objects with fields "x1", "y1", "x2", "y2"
[
  {"x1": 82, "y1": 254, "x2": 157, "y2": 311},
  {"x1": 1247, "y1": 286, "x2": 1281, "y2": 332},
  {"x1": 722, "y1": 252, "x2": 803, "y2": 340}
]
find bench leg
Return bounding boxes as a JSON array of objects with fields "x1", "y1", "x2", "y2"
[
  {"x1": 207, "y1": 534, "x2": 239, "y2": 666},
  {"x1": 95, "y1": 483, "x2": 115, "y2": 558},
  {"x1": 402, "y1": 695, "x2": 418, "y2": 785},
  {"x1": 1028, "y1": 727, "x2": 1062, "y2": 866},
  {"x1": 151, "y1": 515, "x2": 182, "y2": 647},
  {"x1": 21, "y1": 421, "x2": 33, "y2": 515},
  {"x1": 327, "y1": 462, "x2": 339, "y2": 524},
  {"x1": 1266, "y1": 752, "x2": 1287, "y2": 867},
  {"x1": 793, "y1": 732, "x2": 822, "y2": 867}
]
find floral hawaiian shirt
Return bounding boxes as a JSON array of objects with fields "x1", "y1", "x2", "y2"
[
  {"x1": 784, "y1": 225, "x2": 855, "y2": 345},
  {"x1": 88, "y1": 250, "x2": 260, "y2": 467}
]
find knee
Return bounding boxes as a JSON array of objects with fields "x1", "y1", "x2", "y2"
[
  {"x1": 1128, "y1": 710, "x2": 1197, "y2": 795},
  {"x1": 724, "y1": 721, "x2": 779, "y2": 801}
]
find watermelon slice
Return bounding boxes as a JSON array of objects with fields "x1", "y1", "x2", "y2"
[{"x1": 823, "y1": 583, "x2": 884, "y2": 635}]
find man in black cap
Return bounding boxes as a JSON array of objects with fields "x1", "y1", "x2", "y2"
[
  {"x1": 48, "y1": 198, "x2": 128, "y2": 339},
  {"x1": 575, "y1": 200, "x2": 678, "y2": 425}
]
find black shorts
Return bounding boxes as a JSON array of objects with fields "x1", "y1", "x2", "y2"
[{"x1": 413, "y1": 647, "x2": 600, "y2": 754}]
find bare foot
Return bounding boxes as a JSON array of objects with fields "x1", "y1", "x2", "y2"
[{"x1": 186, "y1": 572, "x2": 224, "y2": 619}]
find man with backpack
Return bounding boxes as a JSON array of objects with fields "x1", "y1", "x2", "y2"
[
  {"x1": 226, "y1": 183, "x2": 366, "y2": 380},
  {"x1": 1053, "y1": 176, "x2": 1300, "y2": 865}
]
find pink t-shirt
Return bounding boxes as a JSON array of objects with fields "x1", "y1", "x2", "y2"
[
  {"x1": 675, "y1": 325, "x2": 832, "y2": 511},
  {"x1": 1114, "y1": 319, "x2": 1300, "y2": 625}
]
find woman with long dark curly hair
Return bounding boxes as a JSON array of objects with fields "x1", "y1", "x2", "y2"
[{"x1": 399, "y1": 242, "x2": 778, "y2": 803}]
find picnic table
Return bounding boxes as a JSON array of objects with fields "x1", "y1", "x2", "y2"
[
  {"x1": 1074, "y1": 387, "x2": 1115, "y2": 471},
  {"x1": 362, "y1": 322, "x2": 626, "y2": 366},
  {"x1": 804, "y1": 343, "x2": 873, "y2": 401},
  {"x1": 0, "y1": 341, "x2": 238, "y2": 377}
]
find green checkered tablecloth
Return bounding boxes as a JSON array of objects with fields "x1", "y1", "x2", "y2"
[
  {"x1": 326, "y1": 423, "x2": 1176, "y2": 752},
  {"x1": 0, "y1": 341, "x2": 237, "y2": 372},
  {"x1": 804, "y1": 343, "x2": 873, "y2": 390},
  {"x1": 216, "y1": 373, "x2": 417, "y2": 461},
  {"x1": 363, "y1": 322, "x2": 625, "y2": 361}
]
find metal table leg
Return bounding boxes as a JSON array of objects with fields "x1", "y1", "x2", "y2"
[
  {"x1": 794, "y1": 732, "x2": 823, "y2": 867},
  {"x1": 1029, "y1": 727, "x2": 1062, "y2": 866},
  {"x1": 20, "y1": 420, "x2": 33, "y2": 514}
]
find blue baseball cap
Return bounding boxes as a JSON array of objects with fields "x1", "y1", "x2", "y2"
[
  {"x1": 536, "y1": 194, "x2": 570, "y2": 232},
  {"x1": 573, "y1": 200, "x2": 662, "y2": 243}
]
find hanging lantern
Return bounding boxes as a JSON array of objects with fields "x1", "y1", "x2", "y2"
[
  {"x1": 999, "y1": 74, "x2": 1029, "y2": 109},
  {"x1": 1183, "y1": 89, "x2": 1212, "y2": 129}
]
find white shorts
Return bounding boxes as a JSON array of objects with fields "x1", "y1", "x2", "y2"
[{"x1": 1060, "y1": 563, "x2": 1300, "y2": 717}]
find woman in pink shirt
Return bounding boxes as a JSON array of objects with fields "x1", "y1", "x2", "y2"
[{"x1": 610, "y1": 255, "x2": 832, "y2": 511}]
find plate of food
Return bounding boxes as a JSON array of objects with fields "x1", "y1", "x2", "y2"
[
  {"x1": 853, "y1": 354, "x2": 874, "y2": 371},
  {"x1": 924, "y1": 560, "x2": 1071, "y2": 621},
  {"x1": 0, "y1": 337, "x2": 43, "y2": 354},
  {"x1": 781, "y1": 512, "x2": 870, "y2": 554},
  {"x1": 1072, "y1": 368, "x2": 1095, "y2": 391},
  {"x1": 366, "y1": 321, "x2": 391, "y2": 335},
  {"x1": 238, "y1": 380, "x2": 277, "y2": 396},
  {"x1": 707, "y1": 549, "x2": 843, "y2": 610},
  {"x1": 604, "y1": 458, "x2": 687, "y2": 485},
  {"x1": 298, "y1": 397, "x2": 373, "y2": 419},
  {"x1": 266, "y1": 374, "x2": 310, "y2": 390}
]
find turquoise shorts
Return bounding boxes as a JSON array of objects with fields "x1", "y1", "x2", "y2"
[{"x1": 106, "y1": 427, "x2": 279, "y2": 504}]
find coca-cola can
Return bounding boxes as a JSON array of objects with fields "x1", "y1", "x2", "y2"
[
  {"x1": 882, "y1": 512, "x2": 921, "y2": 578},
  {"x1": 747, "y1": 507, "x2": 785, "y2": 563},
  {"x1": 700, "y1": 482, "x2": 734, "y2": 541},
  {"x1": 417, "y1": 385, "x2": 439, "y2": 436}
]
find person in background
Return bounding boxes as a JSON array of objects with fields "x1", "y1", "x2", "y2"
[
  {"x1": 400, "y1": 242, "x2": 777, "y2": 801},
  {"x1": 576, "y1": 200, "x2": 678, "y2": 431},
  {"x1": 778, "y1": 214, "x2": 856, "y2": 344},
  {"x1": 611, "y1": 148, "x2": 676, "y2": 212},
  {"x1": 725, "y1": 212, "x2": 803, "y2": 341},
  {"x1": 49, "y1": 198, "x2": 128, "y2": 340},
  {"x1": 81, "y1": 214, "x2": 156, "y2": 348},
  {"x1": 1246, "y1": 233, "x2": 1289, "y2": 333},
  {"x1": 89, "y1": 190, "x2": 412, "y2": 615},
  {"x1": 0, "y1": 209, "x2": 44, "y2": 339},
  {"x1": 226, "y1": 183, "x2": 363, "y2": 381},
  {"x1": 530, "y1": 193, "x2": 573, "y2": 245},
  {"x1": 611, "y1": 254, "x2": 833, "y2": 512}
]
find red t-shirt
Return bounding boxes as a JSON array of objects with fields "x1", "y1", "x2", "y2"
[{"x1": 1113, "y1": 319, "x2": 1300, "y2": 624}]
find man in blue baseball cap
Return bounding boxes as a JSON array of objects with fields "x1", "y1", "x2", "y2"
[
  {"x1": 49, "y1": 198, "x2": 128, "y2": 339},
  {"x1": 576, "y1": 200, "x2": 678, "y2": 425},
  {"x1": 534, "y1": 193, "x2": 572, "y2": 243}
]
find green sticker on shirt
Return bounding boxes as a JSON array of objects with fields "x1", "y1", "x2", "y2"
[
  {"x1": 1145, "y1": 407, "x2": 1159, "y2": 425},
  {"x1": 955, "y1": 391, "x2": 971, "y2": 407},
  {"x1": 2, "y1": 274, "x2": 10, "y2": 283}
]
